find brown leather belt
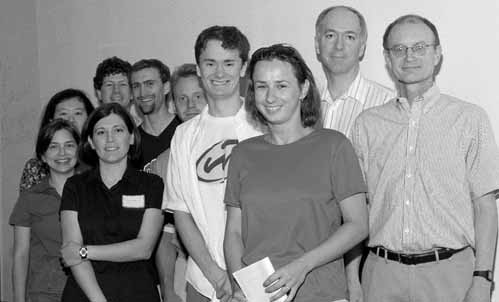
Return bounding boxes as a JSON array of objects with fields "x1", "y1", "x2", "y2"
[{"x1": 369, "y1": 246, "x2": 468, "y2": 265}]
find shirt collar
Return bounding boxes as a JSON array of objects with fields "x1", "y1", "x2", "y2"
[
  {"x1": 88, "y1": 164, "x2": 140, "y2": 187},
  {"x1": 321, "y1": 71, "x2": 364, "y2": 105},
  {"x1": 197, "y1": 97, "x2": 263, "y2": 131},
  {"x1": 396, "y1": 84, "x2": 440, "y2": 114},
  {"x1": 198, "y1": 97, "x2": 244, "y2": 120}
]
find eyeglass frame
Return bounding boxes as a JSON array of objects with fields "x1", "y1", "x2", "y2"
[{"x1": 386, "y1": 42, "x2": 437, "y2": 58}]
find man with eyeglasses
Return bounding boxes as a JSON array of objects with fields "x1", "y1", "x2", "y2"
[
  {"x1": 315, "y1": 6, "x2": 394, "y2": 136},
  {"x1": 351, "y1": 14, "x2": 499, "y2": 302}
]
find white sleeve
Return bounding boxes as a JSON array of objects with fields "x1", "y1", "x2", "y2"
[{"x1": 163, "y1": 130, "x2": 190, "y2": 213}]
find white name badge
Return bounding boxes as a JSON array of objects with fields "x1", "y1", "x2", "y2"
[{"x1": 122, "y1": 195, "x2": 145, "y2": 208}]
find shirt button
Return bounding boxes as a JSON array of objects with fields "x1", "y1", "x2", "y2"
[
  {"x1": 407, "y1": 173, "x2": 412, "y2": 178},
  {"x1": 405, "y1": 200, "x2": 410, "y2": 205},
  {"x1": 409, "y1": 146, "x2": 414, "y2": 152}
]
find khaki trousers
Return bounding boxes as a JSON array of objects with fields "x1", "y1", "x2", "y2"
[{"x1": 362, "y1": 247, "x2": 474, "y2": 302}]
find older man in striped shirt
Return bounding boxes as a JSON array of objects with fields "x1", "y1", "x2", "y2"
[
  {"x1": 315, "y1": 6, "x2": 394, "y2": 137},
  {"x1": 352, "y1": 14, "x2": 499, "y2": 302}
]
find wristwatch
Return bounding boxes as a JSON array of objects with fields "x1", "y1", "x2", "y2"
[
  {"x1": 79, "y1": 245, "x2": 88, "y2": 260},
  {"x1": 473, "y1": 270, "x2": 493, "y2": 282}
]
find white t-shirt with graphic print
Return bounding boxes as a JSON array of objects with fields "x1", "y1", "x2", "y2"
[{"x1": 193, "y1": 113, "x2": 238, "y2": 260}]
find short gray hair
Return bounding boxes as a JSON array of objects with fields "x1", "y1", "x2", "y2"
[{"x1": 315, "y1": 5, "x2": 367, "y2": 41}]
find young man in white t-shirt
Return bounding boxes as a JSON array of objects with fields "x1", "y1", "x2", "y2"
[{"x1": 164, "y1": 26, "x2": 262, "y2": 302}]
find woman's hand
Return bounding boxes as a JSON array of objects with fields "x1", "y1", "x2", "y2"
[
  {"x1": 61, "y1": 241, "x2": 83, "y2": 267},
  {"x1": 263, "y1": 258, "x2": 310, "y2": 302}
]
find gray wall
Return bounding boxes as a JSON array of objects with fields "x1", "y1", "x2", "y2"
[{"x1": 0, "y1": 0, "x2": 40, "y2": 300}]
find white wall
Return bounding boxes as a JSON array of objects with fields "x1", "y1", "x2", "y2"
[
  {"x1": 1, "y1": 0, "x2": 40, "y2": 300},
  {"x1": 2, "y1": 0, "x2": 499, "y2": 300},
  {"x1": 36, "y1": 0, "x2": 499, "y2": 144}
]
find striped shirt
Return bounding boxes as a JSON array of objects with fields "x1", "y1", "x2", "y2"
[
  {"x1": 351, "y1": 85, "x2": 499, "y2": 252},
  {"x1": 321, "y1": 72, "x2": 394, "y2": 137}
]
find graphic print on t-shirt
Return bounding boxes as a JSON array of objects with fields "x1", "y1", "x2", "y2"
[{"x1": 197, "y1": 139, "x2": 238, "y2": 183}]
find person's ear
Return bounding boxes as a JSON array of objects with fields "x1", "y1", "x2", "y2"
[
  {"x1": 95, "y1": 89, "x2": 102, "y2": 102},
  {"x1": 240, "y1": 61, "x2": 248, "y2": 77},
  {"x1": 88, "y1": 137, "x2": 95, "y2": 150},
  {"x1": 314, "y1": 36, "x2": 320, "y2": 55},
  {"x1": 359, "y1": 40, "x2": 367, "y2": 59},
  {"x1": 300, "y1": 79, "x2": 310, "y2": 100},
  {"x1": 163, "y1": 81, "x2": 171, "y2": 95},
  {"x1": 129, "y1": 133, "x2": 135, "y2": 146},
  {"x1": 383, "y1": 50, "x2": 392, "y2": 71},
  {"x1": 433, "y1": 45, "x2": 442, "y2": 67},
  {"x1": 167, "y1": 96, "x2": 176, "y2": 114}
]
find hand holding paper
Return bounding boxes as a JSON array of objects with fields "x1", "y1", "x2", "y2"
[
  {"x1": 232, "y1": 257, "x2": 287, "y2": 302},
  {"x1": 263, "y1": 257, "x2": 309, "y2": 302}
]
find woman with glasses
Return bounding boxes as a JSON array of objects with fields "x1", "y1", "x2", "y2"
[{"x1": 223, "y1": 44, "x2": 368, "y2": 302}]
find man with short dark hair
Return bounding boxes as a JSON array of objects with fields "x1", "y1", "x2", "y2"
[
  {"x1": 131, "y1": 59, "x2": 181, "y2": 170},
  {"x1": 352, "y1": 14, "x2": 499, "y2": 302},
  {"x1": 129, "y1": 58, "x2": 182, "y2": 302},
  {"x1": 315, "y1": 6, "x2": 394, "y2": 136},
  {"x1": 93, "y1": 56, "x2": 142, "y2": 125},
  {"x1": 164, "y1": 26, "x2": 261, "y2": 302}
]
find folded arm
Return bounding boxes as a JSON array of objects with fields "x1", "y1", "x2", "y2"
[{"x1": 60, "y1": 210, "x2": 107, "y2": 302}]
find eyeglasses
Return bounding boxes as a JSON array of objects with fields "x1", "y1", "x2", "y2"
[{"x1": 387, "y1": 42, "x2": 436, "y2": 58}]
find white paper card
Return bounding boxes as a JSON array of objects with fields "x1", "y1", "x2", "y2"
[
  {"x1": 232, "y1": 257, "x2": 287, "y2": 302},
  {"x1": 122, "y1": 195, "x2": 145, "y2": 208}
]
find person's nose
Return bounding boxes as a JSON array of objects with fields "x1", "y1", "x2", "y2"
[
  {"x1": 58, "y1": 145, "x2": 66, "y2": 156},
  {"x1": 215, "y1": 64, "x2": 225, "y2": 77},
  {"x1": 106, "y1": 131, "x2": 113, "y2": 143},
  {"x1": 335, "y1": 36, "x2": 344, "y2": 50},
  {"x1": 112, "y1": 83, "x2": 120, "y2": 94},
  {"x1": 266, "y1": 87, "x2": 277, "y2": 104},
  {"x1": 187, "y1": 97, "x2": 196, "y2": 109}
]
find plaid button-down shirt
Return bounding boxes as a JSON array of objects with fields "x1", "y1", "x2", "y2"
[{"x1": 352, "y1": 85, "x2": 499, "y2": 252}]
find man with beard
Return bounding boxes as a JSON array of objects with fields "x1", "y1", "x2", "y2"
[
  {"x1": 315, "y1": 6, "x2": 394, "y2": 136},
  {"x1": 130, "y1": 59, "x2": 182, "y2": 302},
  {"x1": 131, "y1": 59, "x2": 181, "y2": 170}
]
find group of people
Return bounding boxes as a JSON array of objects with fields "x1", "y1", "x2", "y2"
[{"x1": 9, "y1": 4, "x2": 499, "y2": 302}]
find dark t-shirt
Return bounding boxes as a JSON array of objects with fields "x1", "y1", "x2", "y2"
[
  {"x1": 10, "y1": 177, "x2": 67, "y2": 297},
  {"x1": 138, "y1": 115, "x2": 181, "y2": 169},
  {"x1": 225, "y1": 128, "x2": 367, "y2": 302},
  {"x1": 60, "y1": 167, "x2": 163, "y2": 274}
]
